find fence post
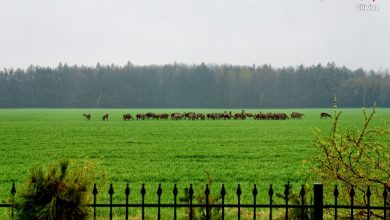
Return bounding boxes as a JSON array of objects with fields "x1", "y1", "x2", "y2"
[
  {"x1": 141, "y1": 184, "x2": 146, "y2": 220},
  {"x1": 350, "y1": 187, "x2": 355, "y2": 220},
  {"x1": 221, "y1": 184, "x2": 226, "y2": 220},
  {"x1": 92, "y1": 183, "x2": 98, "y2": 220},
  {"x1": 300, "y1": 184, "x2": 305, "y2": 220},
  {"x1": 314, "y1": 183, "x2": 323, "y2": 220},
  {"x1": 173, "y1": 184, "x2": 178, "y2": 220},
  {"x1": 236, "y1": 184, "x2": 242, "y2": 220},
  {"x1": 252, "y1": 184, "x2": 258, "y2": 220},
  {"x1": 333, "y1": 185, "x2": 339, "y2": 220},
  {"x1": 366, "y1": 186, "x2": 371, "y2": 220},
  {"x1": 383, "y1": 186, "x2": 388, "y2": 220},
  {"x1": 205, "y1": 184, "x2": 210, "y2": 220},
  {"x1": 268, "y1": 184, "x2": 274, "y2": 220},
  {"x1": 108, "y1": 184, "x2": 114, "y2": 220},
  {"x1": 10, "y1": 183, "x2": 16, "y2": 219},
  {"x1": 157, "y1": 184, "x2": 162, "y2": 220},
  {"x1": 284, "y1": 182, "x2": 290, "y2": 220},
  {"x1": 125, "y1": 184, "x2": 130, "y2": 220},
  {"x1": 189, "y1": 184, "x2": 194, "y2": 220}
]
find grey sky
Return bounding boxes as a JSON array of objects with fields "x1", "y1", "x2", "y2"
[{"x1": 0, "y1": 0, "x2": 389, "y2": 70}]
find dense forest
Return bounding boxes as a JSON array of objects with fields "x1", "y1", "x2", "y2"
[{"x1": 0, "y1": 62, "x2": 389, "y2": 108}]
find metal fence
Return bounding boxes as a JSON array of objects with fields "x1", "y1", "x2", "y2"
[{"x1": 2, "y1": 182, "x2": 389, "y2": 220}]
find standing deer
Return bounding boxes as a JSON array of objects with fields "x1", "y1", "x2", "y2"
[
  {"x1": 82, "y1": 114, "x2": 91, "y2": 120},
  {"x1": 123, "y1": 114, "x2": 133, "y2": 121}
]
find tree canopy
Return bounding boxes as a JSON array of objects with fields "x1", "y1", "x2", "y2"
[{"x1": 1, "y1": 62, "x2": 389, "y2": 108}]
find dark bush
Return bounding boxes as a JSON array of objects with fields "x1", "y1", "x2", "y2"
[{"x1": 16, "y1": 160, "x2": 94, "y2": 220}]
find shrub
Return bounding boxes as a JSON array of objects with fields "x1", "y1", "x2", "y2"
[
  {"x1": 16, "y1": 160, "x2": 95, "y2": 220},
  {"x1": 310, "y1": 100, "x2": 389, "y2": 218}
]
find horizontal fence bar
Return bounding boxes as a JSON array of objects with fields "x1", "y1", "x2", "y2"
[
  {"x1": 323, "y1": 205, "x2": 389, "y2": 210},
  {"x1": 88, "y1": 204, "x2": 316, "y2": 208},
  {"x1": 86, "y1": 204, "x2": 389, "y2": 210}
]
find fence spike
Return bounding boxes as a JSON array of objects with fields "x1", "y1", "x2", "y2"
[
  {"x1": 284, "y1": 181, "x2": 290, "y2": 199},
  {"x1": 221, "y1": 184, "x2": 226, "y2": 197},
  {"x1": 252, "y1": 184, "x2": 258, "y2": 197},
  {"x1": 205, "y1": 184, "x2": 210, "y2": 196},
  {"x1": 141, "y1": 183, "x2": 146, "y2": 196},
  {"x1": 333, "y1": 185, "x2": 339, "y2": 198},
  {"x1": 189, "y1": 184, "x2": 194, "y2": 197},
  {"x1": 268, "y1": 184, "x2": 274, "y2": 197},
  {"x1": 236, "y1": 184, "x2": 242, "y2": 196},
  {"x1": 383, "y1": 186, "x2": 388, "y2": 199},
  {"x1": 173, "y1": 184, "x2": 178, "y2": 196},
  {"x1": 300, "y1": 184, "x2": 305, "y2": 198},
  {"x1": 109, "y1": 183, "x2": 114, "y2": 196},
  {"x1": 157, "y1": 184, "x2": 162, "y2": 197},
  {"x1": 125, "y1": 184, "x2": 130, "y2": 196},
  {"x1": 10, "y1": 183, "x2": 16, "y2": 196},
  {"x1": 93, "y1": 183, "x2": 98, "y2": 196},
  {"x1": 349, "y1": 186, "x2": 355, "y2": 198},
  {"x1": 366, "y1": 186, "x2": 371, "y2": 198}
]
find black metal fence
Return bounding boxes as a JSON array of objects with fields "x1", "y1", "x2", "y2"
[{"x1": 2, "y1": 182, "x2": 389, "y2": 220}]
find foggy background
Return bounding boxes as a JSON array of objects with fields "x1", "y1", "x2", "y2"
[
  {"x1": 1, "y1": 0, "x2": 389, "y2": 108},
  {"x1": 0, "y1": 0, "x2": 389, "y2": 71}
]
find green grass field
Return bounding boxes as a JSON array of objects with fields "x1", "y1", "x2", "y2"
[{"x1": 0, "y1": 108, "x2": 388, "y2": 219}]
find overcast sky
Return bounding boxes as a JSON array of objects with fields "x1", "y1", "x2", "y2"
[{"x1": 0, "y1": 0, "x2": 389, "y2": 71}]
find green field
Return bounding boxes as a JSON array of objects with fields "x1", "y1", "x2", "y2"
[{"x1": 0, "y1": 108, "x2": 388, "y2": 218}]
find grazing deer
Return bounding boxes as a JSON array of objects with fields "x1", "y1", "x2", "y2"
[
  {"x1": 291, "y1": 112, "x2": 304, "y2": 119},
  {"x1": 102, "y1": 113, "x2": 109, "y2": 121},
  {"x1": 320, "y1": 112, "x2": 331, "y2": 119},
  {"x1": 82, "y1": 114, "x2": 91, "y2": 120},
  {"x1": 123, "y1": 114, "x2": 133, "y2": 121}
]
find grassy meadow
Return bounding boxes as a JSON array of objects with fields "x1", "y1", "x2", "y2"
[{"x1": 0, "y1": 108, "x2": 388, "y2": 218}]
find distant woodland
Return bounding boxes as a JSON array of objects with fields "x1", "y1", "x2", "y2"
[{"x1": 1, "y1": 62, "x2": 389, "y2": 108}]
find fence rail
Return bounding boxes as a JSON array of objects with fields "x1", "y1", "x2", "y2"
[{"x1": 1, "y1": 182, "x2": 389, "y2": 220}]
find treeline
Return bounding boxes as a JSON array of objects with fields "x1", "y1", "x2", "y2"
[{"x1": 0, "y1": 62, "x2": 389, "y2": 108}]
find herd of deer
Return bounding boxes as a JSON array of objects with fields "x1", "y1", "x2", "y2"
[{"x1": 82, "y1": 111, "x2": 332, "y2": 121}]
